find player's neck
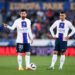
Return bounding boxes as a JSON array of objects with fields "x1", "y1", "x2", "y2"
[{"x1": 61, "y1": 19, "x2": 65, "y2": 22}]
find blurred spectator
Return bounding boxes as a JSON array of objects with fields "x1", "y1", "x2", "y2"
[
  {"x1": 37, "y1": 10, "x2": 44, "y2": 17},
  {"x1": 1, "y1": 0, "x2": 75, "y2": 2},
  {"x1": 0, "y1": 11, "x2": 3, "y2": 26},
  {"x1": 0, "y1": 9, "x2": 75, "y2": 40},
  {"x1": 0, "y1": 0, "x2": 75, "y2": 40},
  {"x1": 33, "y1": 21, "x2": 41, "y2": 33}
]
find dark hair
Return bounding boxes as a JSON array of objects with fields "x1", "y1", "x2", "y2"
[
  {"x1": 20, "y1": 9, "x2": 27, "y2": 12},
  {"x1": 60, "y1": 11, "x2": 65, "y2": 14}
]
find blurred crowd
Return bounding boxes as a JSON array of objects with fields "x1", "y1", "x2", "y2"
[
  {"x1": 0, "y1": 0, "x2": 75, "y2": 2},
  {"x1": 0, "y1": 9, "x2": 75, "y2": 40}
]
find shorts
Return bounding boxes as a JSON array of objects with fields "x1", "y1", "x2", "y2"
[
  {"x1": 16, "y1": 43, "x2": 31, "y2": 53},
  {"x1": 54, "y1": 38, "x2": 67, "y2": 52}
]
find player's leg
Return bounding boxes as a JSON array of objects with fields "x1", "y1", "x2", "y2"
[
  {"x1": 18, "y1": 53, "x2": 24, "y2": 70},
  {"x1": 48, "y1": 51, "x2": 58, "y2": 70},
  {"x1": 48, "y1": 38, "x2": 59, "y2": 70},
  {"x1": 59, "y1": 52, "x2": 65, "y2": 70},
  {"x1": 16, "y1": 43, "x2": 24, "y2": 70},
  {"x1": 24, "y1": 43, "x2": 31, "y2": 70},
  {"x1": 59, "y1": 41, "x2": 67, "y2": 70},
  {"x1": 50, "y1": 51, "x2": 58, "y2": 68},
  {"x1": 25, "y1": 52, "x2": 31, "y2": 70}
]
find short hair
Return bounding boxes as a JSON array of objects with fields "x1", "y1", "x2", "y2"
[
  {"x1": 60, "y1": 11, "x2": 65, "y2": 14},
  {"x1": 20, "y1": 9, "x2": 27, "y2": 12}
]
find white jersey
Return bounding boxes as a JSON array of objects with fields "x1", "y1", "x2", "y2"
[
  {"x1": 50, "y1": 19, "x2": 75, "y2": 41},
  {"x1": 7, "y1": 18, "x2": 33, "y2": 43}
]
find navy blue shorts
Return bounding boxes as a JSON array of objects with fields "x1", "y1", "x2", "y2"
[
  {"x1": 16, "y1": 43, "x2": 31, "y2": 53},
  {"x1": 54, "y1": 38, "x2": 67, "y2": 52}
]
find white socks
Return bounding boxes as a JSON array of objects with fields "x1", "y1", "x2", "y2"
[
  {"x1": 25, "y1": 55, "x2": 30, "y2": 68},
  {"x1": 51, "y1": 54, "x2": 65, "y2": 69},
  {"x1": 59, "y1": 55, "x2": 65, "y2": 69},
  {"x1": 51, "y1": 54, "x2": 57, "y2": 67},
  {"x1": 18, "y1": 55, "x2": 22, "y2": 67},
  {"x1": 18, "y1": 54, "x2": 30, "y2": 68}
]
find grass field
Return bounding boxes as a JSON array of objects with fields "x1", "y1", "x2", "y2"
[{"x1": 0, "y1": 56, "x2": 75, "y2": 75}]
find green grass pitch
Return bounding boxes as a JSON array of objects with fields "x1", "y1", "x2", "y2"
[{"x1": 0, "y1": 56, "x2": 75, "y2": 75}]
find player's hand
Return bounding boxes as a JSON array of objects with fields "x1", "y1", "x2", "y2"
[
  {"x1": 53, "y1": 36, "x2": 58, "y2": 39},
  {"x1": 65, "y1": 36, "x2": 70, "y2": 40},
  {"x1": 31, "y1": 39, "x2": 33, "y2": 44},
  {"x1": 3, "y1": 23, "x2": 8, "y2": 27}
]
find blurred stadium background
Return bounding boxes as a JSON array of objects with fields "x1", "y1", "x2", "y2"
[{"x1": 0, "y1": 0, "x2": 75, "y2": 56}]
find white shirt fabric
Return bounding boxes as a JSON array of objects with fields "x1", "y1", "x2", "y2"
[
  {"x1": 50, "y1": 19, "x2": 75, "y2": 41},
  {"x1": 7, "y1": 18, "x2": 33, "y2": 43}
]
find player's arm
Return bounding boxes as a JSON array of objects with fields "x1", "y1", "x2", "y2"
[
  {"x1": 3, "y1": 20, "x2": 17, "y2": 30},
  {"x1": 28, "y1": 21, "x2": 33, "y2": 44},
  {"x1": 50, "y1": 21, "x2": 57, "y2": 39},
  {"x1": 66, "y1": 22, "x2": 75, "y2": 40}
]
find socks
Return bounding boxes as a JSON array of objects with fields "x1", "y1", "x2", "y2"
[
  {"x1": 25, "y1": 55, "x2": 30, "y2": 68},
  {"x1": 51, "y1": 54, "x2": 57, "y2": 67},
  {"x1": 17, "y1": 55, "x2": 22, "y2": 67},
  {"x1": 59, "y1": 55, "x2": 65, "y2": 69},
  {"x1": 17, "y1": 54, "x2": 30, "y2": 68}
]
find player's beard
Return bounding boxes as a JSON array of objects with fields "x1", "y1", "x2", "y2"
[{"x1": 21, "y1": 16, "x2": 26, "y2": 20}]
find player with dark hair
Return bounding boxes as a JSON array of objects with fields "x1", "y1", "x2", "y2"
[
  {"x1": 48, "y1": 11, "x2": 75, "y2": 70},
  {"x1": 4, "y1": 9, "x2": 33, "y2": 70}
]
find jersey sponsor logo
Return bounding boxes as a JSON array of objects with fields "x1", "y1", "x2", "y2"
[
  {"x1": 58, "y1": 28, "x2": 65, "y2": 33},
  {"x1": 18, "y1": 28, "x2": 28, "y2": 33}
]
